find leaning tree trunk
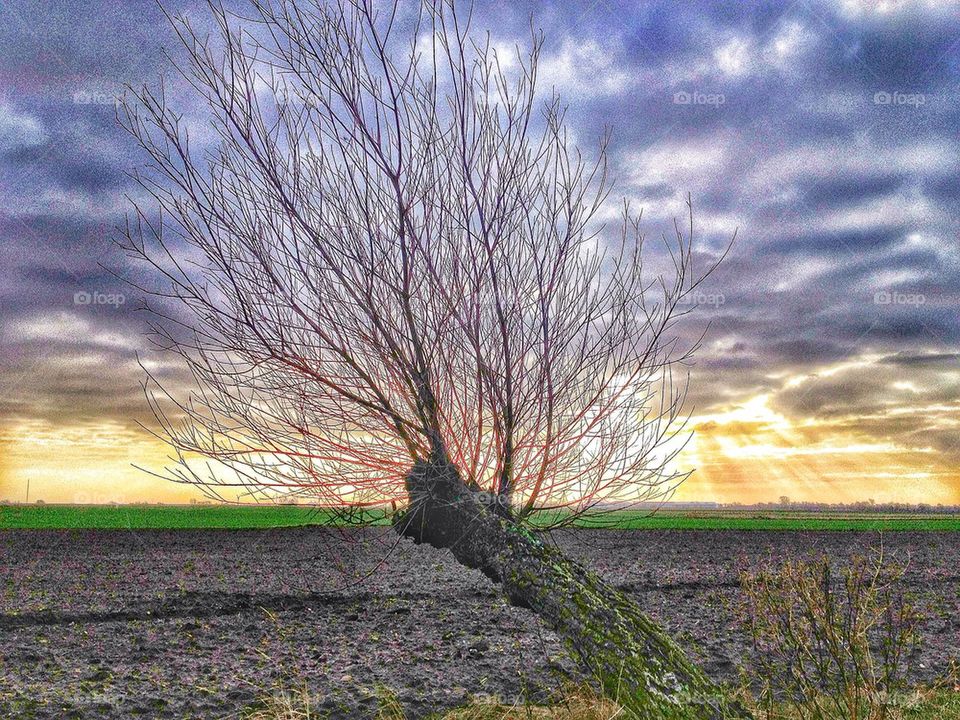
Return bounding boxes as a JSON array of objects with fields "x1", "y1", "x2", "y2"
[{"x1": 394, "y1": 458, "x2": 750, "y2": 719}]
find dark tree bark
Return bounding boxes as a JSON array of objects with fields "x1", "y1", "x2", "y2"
[{"x1": 395, "y1": 458, "x2": 750, "y2": 719}]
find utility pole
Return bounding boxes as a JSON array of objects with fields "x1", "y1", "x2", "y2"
[{"x1": 25, "y1": 477, "x2": 30, "y2": 504}]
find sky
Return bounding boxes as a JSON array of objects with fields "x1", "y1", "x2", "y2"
[{"x1": 0, "y1": 0, "x2": 958, "y2": 505}]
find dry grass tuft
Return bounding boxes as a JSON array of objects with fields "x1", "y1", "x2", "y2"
[
  {"x1": 439, "y1": 684, "x2": 623, "y2": 719},
  {"x1": 243, "y1": 683, "x2": 319, "y2": 720},
  {"x1": 244, "y1": 683, "x2": 623, "y2": 720}
]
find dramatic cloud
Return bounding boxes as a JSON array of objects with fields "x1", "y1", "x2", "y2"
[{"x1": 1, "y1": 0, "x2": 957, "y2": 503}]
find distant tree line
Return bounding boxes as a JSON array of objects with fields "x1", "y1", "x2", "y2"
[{"x1": 725, "y1": 499, "x2": 960, "y2": 514}]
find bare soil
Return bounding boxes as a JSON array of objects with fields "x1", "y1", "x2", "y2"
[{"x1": 1, "y1": 528, "x2": 957, "y2": 718}]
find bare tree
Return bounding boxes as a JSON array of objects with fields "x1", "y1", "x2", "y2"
[{"x1": 120, "y1": 1, "x2": 741, "y2": 716}]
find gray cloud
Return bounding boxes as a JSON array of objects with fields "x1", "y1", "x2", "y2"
[{"x1": 0, "y1": 0, "x2": 957, "y2": 499}]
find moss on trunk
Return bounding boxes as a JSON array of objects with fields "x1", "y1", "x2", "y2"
[{"x1": 394, "y1": 458, "x2": 750, "y2": 719}]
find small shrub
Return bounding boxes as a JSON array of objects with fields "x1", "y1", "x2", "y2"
[{"x1": 740, "y1": 552, "x2": 922, "y2": 720}]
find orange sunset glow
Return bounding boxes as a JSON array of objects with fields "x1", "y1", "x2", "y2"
[{"x1": 3, "y1": 351, "x2": 957, "y2": 506}]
